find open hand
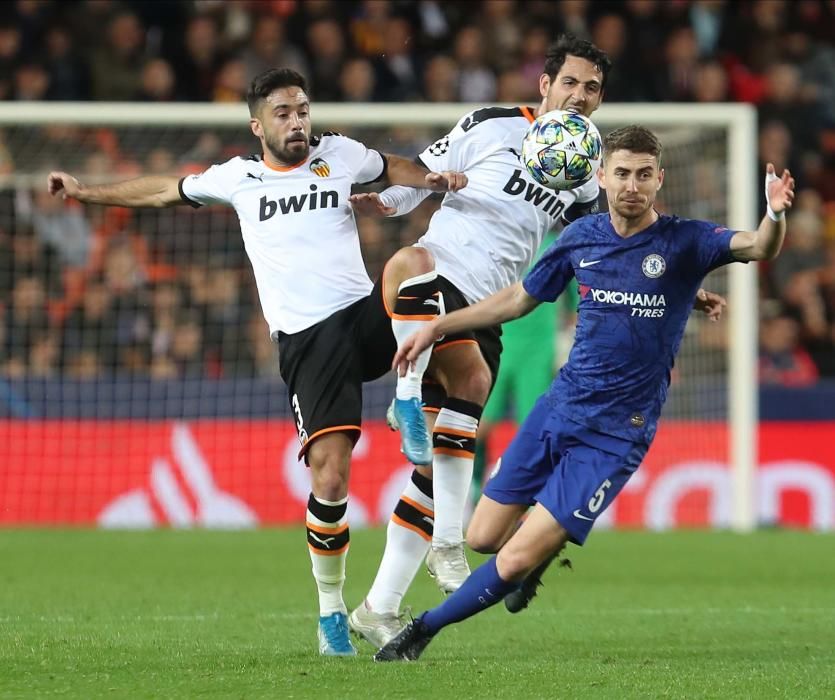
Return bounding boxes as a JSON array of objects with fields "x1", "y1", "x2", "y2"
[
  {"x1": 348, "y1": 192, "x2": 396, "y2": 217},
  {"x1": 765, "y1": 163, "x2": 795, "y2": 215},
  {"x1": 425, "y1": 171, "x2": 467, "y2": 193}
]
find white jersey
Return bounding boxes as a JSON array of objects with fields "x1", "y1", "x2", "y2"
[
  {"x1": 180, "y1": 134, "x2": 385, "y2": 335},
  {"x1": 416, "y1": 106, "x2": 599, "y2": 304}
]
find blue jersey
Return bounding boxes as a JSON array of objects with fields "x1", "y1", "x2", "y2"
[{"x1": 522, "y1": 212, "x2": 738, "y2": 445}]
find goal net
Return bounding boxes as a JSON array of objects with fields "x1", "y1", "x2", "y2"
[{"x1": 0, "y1": 102, "x2": 757, "y2": 530}]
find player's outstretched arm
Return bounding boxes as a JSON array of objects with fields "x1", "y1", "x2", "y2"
[
  {"x1": 730, "y1": 163, "x2": 795, "y2": 262},
  {"x1": 393, "y1": 282, "x2": 539, "y2": 375},
  {"x1": 383, "y1": 154, "x2": 467, "y2": 193},
  {"x1": 47, "y1": 172, "x2": 184, "y2": 208}
]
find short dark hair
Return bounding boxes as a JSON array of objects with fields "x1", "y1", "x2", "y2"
[
  {"x1": 246, "y1": 68, "x2": 308, "y2": 115},
  {"x1": 603, "y1": 125, "x2": 663, "y2": 163},
  {"x1": 543, "y1": 34, "x2": 612, "y2": 88}
]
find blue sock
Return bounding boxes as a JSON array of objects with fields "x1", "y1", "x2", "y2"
[{"x1": 421, "y1": 556, "x2": 516, "y2": 634}]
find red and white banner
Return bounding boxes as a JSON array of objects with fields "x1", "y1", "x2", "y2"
[{"x1": 1, "y1": 420, "x2": 833, "y2": 530}]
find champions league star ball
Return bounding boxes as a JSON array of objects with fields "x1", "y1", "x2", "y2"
[{"x1": 521, "y1": 110, "x2": 602, "y2": 191}]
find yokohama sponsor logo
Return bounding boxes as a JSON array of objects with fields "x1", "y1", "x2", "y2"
[{"x1": 589, "y1": 288, "x2": 667, "y2": 307}]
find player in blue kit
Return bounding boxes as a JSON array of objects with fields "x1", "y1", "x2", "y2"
[{"x1": 374, "y1": 125, "x2": 795, "y2": 661}]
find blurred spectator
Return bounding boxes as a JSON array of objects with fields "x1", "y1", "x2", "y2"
[
  {"x1": 350, "y1": 0, "x2": 391, "y2": 57},
  {"x1": 13, "y1": 63, "x2": 50, "y2": 100},
  {"x1": 652, "y1": 25, "x2": 700, "y2": 101},
  {"x1": 692, "y1": 60, "x2": 730, "y2": 103},
  {"x1": 452, "y1": 26, "x2": 496, "y2": 102},
  {"x1": 590, "y1": 13, "x2": 642, "y2": 101},
  {"x1": 240, "y1": 15, "x2": 308, "y2": 83},
  {"x1": 0, "y1": 23, "x2": 22, "y2": 99},
  {"x1": 770, "y1": 210, "x2": 825, "y2": 292},
  {"x1": 43, "y1": 24, "x2": 90, "y2": 100},
  {"x1": 758, "y1": 62, "x2": 818, "y2": 152},
  {"x1": 688, "y1": 0, "x2": 727, "y2": 56},
  {"x1": 759, "y1": 313, "x2": 819, "y2": 387},
  {"x1": 136, "y1": 58, "x2": 178, "y2": 102},
  {"x1": 373, "y1": 15, "x2": 422, "y2": 101},
  {"x1": 516, "y1": 25, "x2": 552, "y2": 89},
  {"x1": 202, "y1": 265, "x2": 254, "y2": 377},
  {"x1": 557, "y1": 0, "x2": 591, "y2": 39},
  {"x1": 28, "y1": 329, "x2": 60, "y2": 378},
  {"x1": 479, "y1": 1, "x2": 523, "y2": 72},
  {"x1": 495, "y1": 68, "x2": 532, "y2": 103},
  {"x1": 62, "y1": 276, "x2": 113, "y2": 370},
  {"x1": 171, "y1": 16, "x2": 225, "y2": 102},
  {"x1": 2, "y1": 275, "x2": 49, "y2": 373},
  {"x1": 213, "y1": 58, "x2": 248, "y2": 103},
  {"x1": 0, "y1": 226, "x2": 62, "y2": 301},
  {"x1": 28, "y1": 188, "x2": 92, "y2": 268},
  {"x1": 149, "y1": 279, "x2": 182, "y2": 363},
  {"x1": 89, "y1": 12, "x2": 146, "y2": 101},
  {"x1": 422, "y1": 54, "x2": 458, "y2": 102},
  {"x1": 305, "y1": 18, "x2": 348, "y2": 101},
  {"x1": 339, "y1": 57, "x2": 376, "y2": 102},
  {"x1": 101, "y1": 239, "x2": 151, "y2": 369},
  {"x1": 169, "y1": 309, "x2": 206, "y2": 378}
]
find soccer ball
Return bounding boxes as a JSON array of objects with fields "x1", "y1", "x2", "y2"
[{"x1": 521, "y1": 110, "x2": 602, "y2": 191}]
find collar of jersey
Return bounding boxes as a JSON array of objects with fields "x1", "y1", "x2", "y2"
[
  {"x1": 262, "y1": 155, "x2": 309, "y2": 172},
  {"x1": 604, "y1": 210, "x2": 665, "y2": 242}
]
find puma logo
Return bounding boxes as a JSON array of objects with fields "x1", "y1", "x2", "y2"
[
  {"x1": 246, "y1": 172, "x2": 263, "y2": 182},
  {"x1": 436, "y1": 434, "x2": 466, "y2": 448},
  {"x1": 309, "y1": 531, "x2": 337, "y2": 548}
]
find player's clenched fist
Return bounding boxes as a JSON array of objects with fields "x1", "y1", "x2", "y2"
[{"x1": 47, "y1": 171, "x2": 82, "y2": 200}]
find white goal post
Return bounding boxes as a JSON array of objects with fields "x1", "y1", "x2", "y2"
[{"x1": 0, "y1": 101, "x2": 758, "y2": 532}]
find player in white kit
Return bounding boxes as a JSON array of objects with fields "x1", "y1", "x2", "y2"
[
  {"x1": 46, "y1": 68, "x2": 467, "y2": 657},
  {"x1": 348, "y1": 36, "x2": 725, "y2": 648}
]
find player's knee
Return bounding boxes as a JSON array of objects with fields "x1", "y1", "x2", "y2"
[
  {"x1": 465, "y1": 523, "x2": 502, "y2": 554},
  {"x1": 389, "y1": 245, "x2": 435, "y2": 278},
  {"x1": 307, "y1": 446, "x2": 351, "y2": 500},
  {"x1": 309, "y1": 465, "x2": 349, "y2": 501},
  {"x1": 495, "y1": 546, "x2": 534, "y2": 582},
  {"x1": 447, "y1": 365, "x2": 491, "y2": 405}
]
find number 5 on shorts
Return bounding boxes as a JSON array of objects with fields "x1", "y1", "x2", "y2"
[{"x1": 588, "y1": 478, "x2": 612, "y2": 514}]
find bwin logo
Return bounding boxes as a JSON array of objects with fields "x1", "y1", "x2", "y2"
[
  {"x1": 259, "y1": 184, "x2": 338, "y2": 221},
  {"x1": 502, "y1": 169, "x2": 566, "y2": 217}
]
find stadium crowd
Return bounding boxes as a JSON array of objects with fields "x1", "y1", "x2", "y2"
[{"x1": 0, "y1": 0, "x2": 834, "y2": 385}]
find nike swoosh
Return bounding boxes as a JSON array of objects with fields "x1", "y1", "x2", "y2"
[
  {"x1": 579, "y1": 259, "x2": 602, "y2": 268},
  {"x1": 572, "y1": 509, "x2": 594, "y2": 522},
  {"x1": 423, "y1": 298, "x2": 440, "y2": 310}
]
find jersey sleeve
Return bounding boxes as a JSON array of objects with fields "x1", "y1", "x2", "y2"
[
  {"x1": 522, "y1": 228, "x2": 577, "y2": 303},
  {"x1": 560, "y1": 179, "x2": 601, "y2": 225},
  {"x1": 179, "y1": 162, "x2": 236, "y2": 207},
  {"x1": 691, "y1": 220, "x2": 738, "y2": 273},
  {"x1": 332, "y1": 135, "x2": 386, "y2": 184},
  {"x1": 416, "y1": 112, "x2": 486, "y2": 173}
]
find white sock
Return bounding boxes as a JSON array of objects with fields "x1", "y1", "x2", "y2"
[
  {"x1": 392, "y1": 271, "x2": 440, "y2": 401},
  {"x1": 432, "y1": 399, "x2": 481, "y2": 546},
  {"x1": 306, "y1": 494, "x2": 349, "y2": 616},
  {"x1": 366, "y1": 470, "x2": 434, "y2": 615}
]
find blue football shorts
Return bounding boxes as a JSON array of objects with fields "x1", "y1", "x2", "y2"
[{"x1": 482, "y1": 395, "x2": 648, "y2": 545}]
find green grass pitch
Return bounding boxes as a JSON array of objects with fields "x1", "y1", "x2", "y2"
[{"x1": 1, "y1": 529, "x2": 833, "y2": 699}]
